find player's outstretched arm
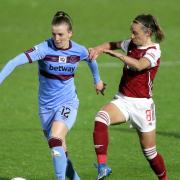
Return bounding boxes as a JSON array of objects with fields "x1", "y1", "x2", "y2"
[
  {"x1": 0, "y1": 53, "x2": 29, "y2": 85},
  {"x1": 103, "y1": 49, "x2": 151, "y2": 71},
  {"x1": 89, "y1": 41, "x2": 122, "y2": 60}
]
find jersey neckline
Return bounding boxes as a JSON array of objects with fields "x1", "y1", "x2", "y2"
[{"x1": 52, "y1": 39, "x2": 72, "y2": 51}]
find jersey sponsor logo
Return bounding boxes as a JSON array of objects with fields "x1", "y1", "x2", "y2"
[
  {"x1": 59, "y1": 56, "x2": 67, "y2": 63},
  {"x1": 49, "y1": 64, "x2": 75, "y2": 73}
]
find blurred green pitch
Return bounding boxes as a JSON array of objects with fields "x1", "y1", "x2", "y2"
[{"x1": 0, "y1": 0, "x2": 180, "y2": 179}]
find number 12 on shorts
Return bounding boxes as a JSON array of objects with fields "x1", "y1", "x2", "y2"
[{"x1": 61, "y1": 106, "x2": 71, "y2": 118}]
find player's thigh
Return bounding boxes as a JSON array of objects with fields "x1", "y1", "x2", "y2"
[
  {"x1": 137, "y1": 129, "x2": 156, "y2": 149},
  {"x1": 101, "y1": 103, "x2": 126, "y2": 125},
  {"x1": 51, "y1": 121, "x2": 69, "y2": 140},
  {"x1": 40, "y1": 104, "x2": 78, "y2": 140},
  {"x1": 129, "y1": 97, "x2": 156, "y2": 132},
  {"x1": 52, "y1": 104, "x2": 78, "y2": 138}
]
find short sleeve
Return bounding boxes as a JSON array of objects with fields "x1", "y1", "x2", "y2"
[
  {"x1": 143, "y1": 47, "x2": 161, "y2": 67},
  {"x1": 121, "y1": 39, "x2": 131, "y2": 53},
  {"x1": 80, "y1": 46, "x2": 89, "y2": 61},
  {"x1": 24, "y1": 41, "x2": 47, "y2": 63}
]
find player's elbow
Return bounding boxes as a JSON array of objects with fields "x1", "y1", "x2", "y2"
[{"x1": 136, "y1": 58, "x2": 151, "y2": 71}]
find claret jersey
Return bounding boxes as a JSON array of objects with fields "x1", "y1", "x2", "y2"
[{"x1": 119, "y1": 39, "x2": 161, "y2": 98}]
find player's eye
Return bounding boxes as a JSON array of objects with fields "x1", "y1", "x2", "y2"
[
  {"x1": 132, "y1": 31, "x2": 138, "y2": 35},
  {"x1": 58, "y1": 33, "x2": 64, "y2": 36}
]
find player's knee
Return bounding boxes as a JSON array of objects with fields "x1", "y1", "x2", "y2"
[
  {"x1": 48, "y1": 137, "x2": 63, "y2": 148},
  {"x1": 143, "y1": 146, "x2": 157, "y2": 160},
  {"x1": 95, "y1": 110, "x2": 110, "y2": 126},
  {"x1": 62, "y1": 141, "x2": 68, "y2": 153}
]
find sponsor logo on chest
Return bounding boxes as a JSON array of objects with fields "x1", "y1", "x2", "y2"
[{"x1": 49, "y1": 64, "x2": 75, "y2": 73}]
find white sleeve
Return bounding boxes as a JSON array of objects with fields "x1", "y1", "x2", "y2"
[
  {"x1": 120, "y1": 39, "x2": 131, "y2": 53},
  {"x1": 143, "y1": 48, "x2": 161, "y2": 67}
]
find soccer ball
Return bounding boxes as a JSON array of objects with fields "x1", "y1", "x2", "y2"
[{"x1": 11, "y1": 177, "x2": 26, "y2": 180}]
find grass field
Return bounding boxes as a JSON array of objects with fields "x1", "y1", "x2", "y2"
[{"x1": 0, "y1": 0, "x2": 180, "y2": 180}]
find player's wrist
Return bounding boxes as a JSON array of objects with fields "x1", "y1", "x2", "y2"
[{"x1": 117, "y1": 53, "x2": 125, "y2": 62}]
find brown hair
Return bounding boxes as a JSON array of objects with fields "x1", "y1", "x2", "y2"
[
  {"x1": 133, "y1": 14, "x2": 165, "y2": 42},
  {"x1": 51, "y1": 11, "x2": 73, "y2": 31}
]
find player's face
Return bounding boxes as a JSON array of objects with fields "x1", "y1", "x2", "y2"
[
  {"x1": 130, "y1": 23, "x2": 150, "y2": 46},
  {"x1": 52, "y1": 24, "x2": 72, "y2": 49}
]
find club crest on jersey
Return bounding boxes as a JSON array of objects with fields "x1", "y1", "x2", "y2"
[{"x1": 59, "y1": 56, "x2": 67, "y2": 63}]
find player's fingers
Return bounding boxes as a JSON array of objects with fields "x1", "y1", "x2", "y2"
[
  {"x1": 88, "y1": 48, "x2": 95, "y2": 59},
  {"x1": 99, "y1": 83, "x2": 106, "y2": 96},
  {"x1": 89, "y1": 48, "x2": 99, "y2": 60},
  {"x1": 96, "y1": 89, "x2": 99, "y2": 95},
  {"x1": 100, "y1": 90, "x2": 104, "y2": 96},
  {"x1": 90, "y1": 53, "x2": 98, "y2": 60}
]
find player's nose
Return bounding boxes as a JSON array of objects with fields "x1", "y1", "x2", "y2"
[{"x1": 54, "y1": 35, "x2": 60, "y2": 41}]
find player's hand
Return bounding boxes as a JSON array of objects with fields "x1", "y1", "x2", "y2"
[
  {"x1": 88, "y1": 47, "x2": 102, "y2": 60},
  {"x1": 95, "y1": 80, "x2": 107, "y2": 96}
]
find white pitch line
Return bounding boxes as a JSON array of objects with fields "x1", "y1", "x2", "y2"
[
  {"x1": 79, "y1": 61, "x2": 180, "y2": 68},
  {"x1": 160, "y1": 61, "x2": 180, "y2": 66}
]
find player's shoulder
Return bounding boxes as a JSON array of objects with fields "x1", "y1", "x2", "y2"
[
  {"x1": 33, "y1": 39, "x2": 50, "y2": 50},
  {"x1": 121, "y1": 39, "x2": 132, "y2": 52},
  {"x1": 71, "y1": 41, "x2": 89, "y2": 60},
  {"x1": 71, "y1": 40, "x2": 87, "y2": 52},
  {"x1": 137, "y1": 42, "x2": 161, "y2": 51},
  {"x1": 146, "y1": 43, "x2": 161, "y2": 54},
  {"x1": 152, "y1": 43, "x2": 160, "y2": 50},
  {"x1": 36, "y1": 38, "x2": 57, "y2": 50},
  {"x1": 44, "y1": 38, "x2": 55, "y2": 49}
]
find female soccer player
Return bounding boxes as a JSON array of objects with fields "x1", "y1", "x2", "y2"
[
  {"x1": 89, "y1": 14, "x2": 168, "y2": 180},
  {"x1": 0, "y1": 11, "x2": 105, "y2": 180}
]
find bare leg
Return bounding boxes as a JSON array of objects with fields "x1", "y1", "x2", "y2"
[{"x1": 137, "y1": 130, "x2": 168, "y2": 180}]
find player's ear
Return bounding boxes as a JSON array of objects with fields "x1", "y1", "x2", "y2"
[
  {"x1": 146, "y1": 28, "x2": 152, "y2": 37},
  {"x1": 68, "y1": 31, "x2": 73, "y2": 38}
]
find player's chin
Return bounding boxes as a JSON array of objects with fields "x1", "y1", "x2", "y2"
[
  {"x1": 55, "y1": 43, "x2": 63, "y2": 48},
  {"x1": 132, "y1": 39, "x2": 137, "y2": 44}
]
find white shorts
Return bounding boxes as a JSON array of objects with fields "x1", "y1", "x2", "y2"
[{"x1": 111, "y1": 93, "x2": 156, "y2": 132}]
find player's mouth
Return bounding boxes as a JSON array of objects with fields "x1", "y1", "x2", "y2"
[{"x1": 54, "y1": 41, "x2": 63, "y2": 48}]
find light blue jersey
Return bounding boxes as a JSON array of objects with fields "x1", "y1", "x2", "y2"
[
  {"x1": 0, "y1": 38, "x2": 100, "y2": 180},
  {"x1": 0, "y1": 38, "x2": 101, "y2": 131},
  {"x1": 25, "y1": 38, "x2": 100, "y2": 110},
  {"x1": 0, "y1": 38, "x2": 101, "y2": 110}
]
